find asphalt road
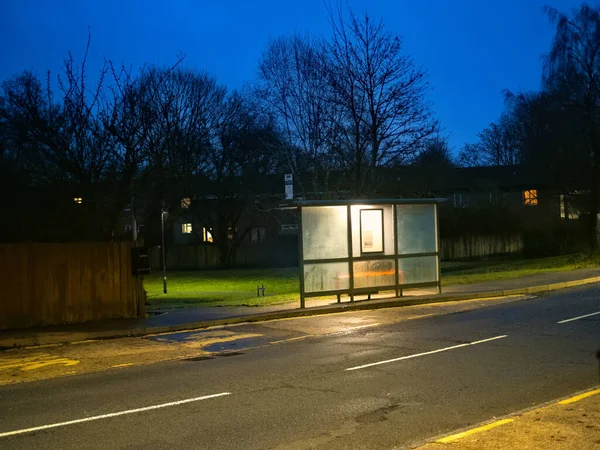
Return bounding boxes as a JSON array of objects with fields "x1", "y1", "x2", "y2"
[{"x1": 1, "y1": 285, "x2": 599, "y2": 449}]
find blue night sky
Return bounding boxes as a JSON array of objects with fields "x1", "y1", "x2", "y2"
[{"x1": 0, "y1": 0, "x2": 583, "y2": 153}]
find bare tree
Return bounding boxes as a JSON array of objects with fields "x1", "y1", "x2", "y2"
[
  {"x1": 190, "y1": 96, "x2": 285, "y2": 267},
  {"x1": 0, "y1": 35, "x2": 121, "y2": 240},
  {"x1": 0, "y1": 71, "x2": 53, "y2": 240},
  {"x1": 544, "y1": 3, "x2": 600, "y2": 250},
  {"x1": 325, "y1": 8, "x2": 437, "y2": 195},
  {"x1": 0, "y1": 71, "x2": 59, "y2": 184},
  {"x1": 117, "y1": 66, "x2": 226, "y2": 245},
  {"x1": 478, "y1": 114, "x2": 520, "y2": 167},
  {"x1": 256, "y1": 34, "x2": 339, "y2": 197},
  {"x1": 457, "y1": 142, "x2": 486, "y2": 168},
  {"x1": 140, "y1": 67, "x2": 221, "y2": 185},
  {"x1": 414, "y1": 135, "x2": 455, "y2": 168},
  {"x1": 55, "y1": 44, "x2": 115, "y2": 188},
  {"x1": 102, "y1": 58, "x2": 185, "y2": 240},
  {"x1": 456, "y1": 110, "x2": 519, "y2": 168}
]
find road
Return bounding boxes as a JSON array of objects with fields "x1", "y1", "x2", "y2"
[{"x1": 0, "y1": 285, "x2": 599, "y2": 449}]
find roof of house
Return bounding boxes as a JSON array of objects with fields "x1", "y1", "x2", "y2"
[{"x1": 294, "y1": 198, "x2": 446, "y2": 207}]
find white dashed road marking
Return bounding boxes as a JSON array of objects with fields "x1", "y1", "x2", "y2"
[
  {"x1": 557, "y1": 311, "x2": 600, "y2": 324},
  {"x1": 345, "y1": 335, "x2": 508, "y2": 371},
  {"x1": 0, "y1": 392, "x2": 231, "y2": 438}
]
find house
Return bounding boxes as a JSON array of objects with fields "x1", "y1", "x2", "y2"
[
  {"x1": 150, "y1": 165, "x2": 591, "y2": 269},
  {"x1": 377, "y1": 165, "x2": 589, "y2": 254}
]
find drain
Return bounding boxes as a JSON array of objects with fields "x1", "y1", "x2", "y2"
[
  {"x1": 185, "y1": 356, "x2": 216, "y2": 362},
  {"x1": 218, "y1": 352, "x2": 245, "y2": 357}
]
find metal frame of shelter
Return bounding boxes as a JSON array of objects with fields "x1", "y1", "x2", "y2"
[{"x1": 296, "y1": 199, "x2": 444, "y2": 308}]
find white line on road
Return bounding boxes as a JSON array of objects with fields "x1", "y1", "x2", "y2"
[
  {"x1": 0, "y1": 392, "x2": 231, "y2": 438},
  {"x1": 557, "y1": 311, "x2": 600, "y2": 324},
  {"x1": 345, "y1": 335, "x2": 508, "y2": 371}
]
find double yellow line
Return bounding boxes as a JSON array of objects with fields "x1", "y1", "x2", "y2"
[{"x1": 435, "y1": 388, "x2": 600, "y2": 444}]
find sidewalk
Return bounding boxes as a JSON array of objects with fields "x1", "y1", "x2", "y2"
[
  {"x1": 1, "y1": 267, "x2": 599, "y2": 349},
  {"x1": 418, "y1": 387, "x2": 600, "y2": 450}
]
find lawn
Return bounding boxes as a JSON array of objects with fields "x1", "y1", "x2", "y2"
[
  {"x1": 440, "y1": 252, "x2": 599, "y2": 286},
  {"x1": 144, "y1": 267, "x2": 300, "y2": 309},
  {"x1": 144, "y1": 253, "x2": 599, "y2": 310}
]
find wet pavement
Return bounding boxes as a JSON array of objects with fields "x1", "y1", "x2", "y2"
[{"x1": 0, "y1": 295, "x2": 530, "y2": 385}]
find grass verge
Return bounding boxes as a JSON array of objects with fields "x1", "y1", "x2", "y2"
[
  {"x1": 144, "y1": 268, "x2": 300, "y2": 308},
  {"x1": 441, "y1": 253, "x2": 600, "y2": 285},
  {"x1": 144, "y1": 253, "x2": 600, "y2": 310}
]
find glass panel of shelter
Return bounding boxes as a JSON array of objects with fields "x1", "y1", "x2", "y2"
[{"x1": 302, "y1": 206, "x2": 348, "y2": 260}]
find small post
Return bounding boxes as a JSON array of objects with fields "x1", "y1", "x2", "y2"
[
  {"x1": 435, "y1": 203, "x2": 442, "y2": 294},
  {"x1": 161, "y1": 205, "x2": 167, "y2": 294},
  {"x1": 257, "y1": 285, "x2": 265, "y2": 297},
  {"x1": 298, "y1": 206, "x2": 305, "y2": 309},
  {"x1": 393, "y1": 204, "x2": 400, "y2": 298},
  {"x1": 347, "y1": 205, "x2": 354, "y2": 302}
]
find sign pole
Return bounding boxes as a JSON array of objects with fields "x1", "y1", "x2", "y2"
[{"x1": 161, "y1": 207, "x2": 167, "y2": 294}]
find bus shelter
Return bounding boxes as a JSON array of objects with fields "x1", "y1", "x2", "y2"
[{"x1": 297, "y1": 199, "x2": 443, "y2": 308}]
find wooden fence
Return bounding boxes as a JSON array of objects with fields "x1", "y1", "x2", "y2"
[
  {"x1": 151, "y1": 234, "x2": 524, "y2": 270},
  {"x1": 0, "y1": 242, "x2": 145, "y2": 330},
  {"x1": 440, "y1": 234, "x2": 524, "y2": 260}
]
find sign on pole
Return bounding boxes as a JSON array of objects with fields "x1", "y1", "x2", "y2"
[{"x1": 285, "y1": 174, "x2": 293, "y2": 200}]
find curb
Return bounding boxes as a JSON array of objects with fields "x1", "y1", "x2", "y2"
[
  {"x1": 416, "y1": 386, "x2": 600, "y2": 448},
  {"x1": 2, "y1": 276, "x2": 599, "y2": 349}
]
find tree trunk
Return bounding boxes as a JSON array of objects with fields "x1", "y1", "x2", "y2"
[
  {"x1": 218, "y1": 241, "x2": 230, "y2": 268},
  {"x1": 589, "y1": 138, "x2": 599, "y2": 252},
  {"x1": 217, "y1": 229, "x2": 231, "y2": 268},
  {"x1": 589, "y1": 184, "x2": 599, "y2": 252},
  {"x1": 588, "y1": 113, "x2": 599, "y2": 253}
]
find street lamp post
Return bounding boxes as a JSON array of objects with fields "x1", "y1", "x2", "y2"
[{"x1": 161, "y1": 207, "x2": 168, "y2": 294}]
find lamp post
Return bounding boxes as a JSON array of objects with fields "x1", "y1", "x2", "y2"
[{"x1": 161, "y1": 206, "x2": 168, "y2": 294}]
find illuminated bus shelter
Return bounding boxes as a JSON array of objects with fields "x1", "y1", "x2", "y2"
[{"x1": 297, "y1": 199, "x2": 443, "y2": 308}]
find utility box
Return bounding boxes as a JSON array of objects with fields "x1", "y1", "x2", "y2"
[{"x1": 131, "y1": 247, "x2": 151, "y2": 275}]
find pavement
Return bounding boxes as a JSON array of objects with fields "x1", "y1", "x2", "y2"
[
  {"x1": 1, "y1": 267, "x2": 599, "y2": 349},
  {"x1": 417, "y1": 387, "x2": 600, "y2": 449},
  {"x1": 0, "y1": 284, "x2": 598, "y2": 449},
  {"x1": 2, "y1": 267, "x2": 600, "y2": 349}
]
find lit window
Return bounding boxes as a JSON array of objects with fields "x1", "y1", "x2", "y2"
[
  {"x1": 181, "y1": 197, "x2": 191, "y2": 208},
  {"x1": 73, "y1": 197, "x2": 82, "y2": 204},
  {"x1": 182, "y1": 223, "x2": 192, "y2": 234},
  {"x1": 523, "y1": 190, "x2": 538, "y2": 206},
  {"x1": 203, "y1": 227, "x2": 213, "y2": 243},
  {"x1": 228, "y1": 227, "x2": 236, "y2": 240}
]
